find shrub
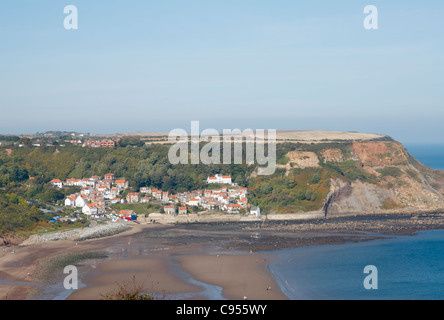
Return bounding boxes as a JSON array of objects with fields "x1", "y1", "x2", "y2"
[
  {"x1": 101, "y1": 276, "x2": 154, "y2": 300},
  {"x1": 377, "y1": 166, "x2": 403, "y2": 178},
  {"x1": 322, "y1": 160, "x2": 373, "y2": 182}
]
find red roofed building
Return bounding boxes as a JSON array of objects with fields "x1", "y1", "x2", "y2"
[
  {"x1": 82, "y1": 203, "x2": 98, "y2": 215},
  {"x1": 100, "y1": 139, "x2": 115, "y2": 148},
  {"x1": 140, "y1": 187, "x2": 151, "y2": 194},
  {"x1": 104, "y1": 173, "x2": 115, "y2": 182},
  {"x1": 50, "y1": 179, "x2": 63, "y2": 188},
  {"x1": 164, "y1": 205, "x2": 176, "y2": 215},
  {"x1": 126, "y1": 192, "x2": 140, "y2": 204},
  {"x1": 115, "y1": 179, "x2": 128, "y2": 189},
  {"x1": 119, "y1": 210, "x2": 137, "y2": 220},
  {"x1": 186, "y1": 198, "x2": 200, "y2": 206},
  {"x1": 227, "y1": 204, "x2": 241, "y2": 213},
  {"x1": 207, "y1": 174, "x2": 232, "y2": 184}
]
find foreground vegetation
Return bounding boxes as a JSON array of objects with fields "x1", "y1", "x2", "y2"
[{"x1": 100, "y1": 276, "x2": 155, "y2": 300}]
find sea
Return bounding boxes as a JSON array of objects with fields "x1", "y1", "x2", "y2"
[{"x1": 267, "y1": 143, "x2": 444, "y2": 300}]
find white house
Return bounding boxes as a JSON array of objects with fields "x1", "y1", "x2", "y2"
[
  {"x1": 164, "y1": 206, "x2": 176, "y2": 215},
  {"x1": 72, "y1": 179, "x2": 82, "y2": 187},
  {"x1": 115, "y1": 179, "x2": 129, "y2": 189},
  {"x1": 111, "y1": 198, "x2": 121, "y2": 204},
  {"x1": 82, "y1": 204, "x2": 98, "y2": 216},
  {"x1": 75, "y1": 195, "x2": 88, "y2": 208},
  {"x1": 239, "y1": 187, "x2": 248, "y2": 197},
  {"x1": 64, "y1": 195, "x2": 77, "y2": 207},
  {"x1": 65, "y1": 178, "x2": 76, "y2": 186},
  {"x1": 140, "y1": 187, "x2": 151, "y2": 194},
  {"x1": 227, "y1": 204, "x2": 241, "y2": 213},
  {"x1": 81, "y1": 187, "x2": 92, "y2": 196},
  {"x1": 104, "y1": 190, "x2": 117, "y2": 200},
  {"x1": 207, "y1": 174, "x2": 232, "y2": 185},
  {"x1": 186, "y1": 198, "x2": 201, "y2": 206},
  {"x1": 250, "y1": 206, "x2": 261, "y2": 217},
  {"x1": 140, "y1": 196, "x2": 150, "y2": 204},
  {"x1": 97, "y1": 184, "x2": 107, "y2": 192},
  {"x1": 50, "y1": 179, "x2": 63, "y2": 188},
  {"x1": 152, "y1": 189, "x2": 162, "y2": 200}
]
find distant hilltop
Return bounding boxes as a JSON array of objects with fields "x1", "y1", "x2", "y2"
[
  {"x1": 109, "y1": 130, "x2": 386, "y2": 140},
  {"x1": 3, "y1": 130, "x2": 390, "y2": 147},
  {"x1": 101, "y1": 130, "x2": 390, "y2": 144},
  {"x1": 7, "y1": 130, "x2": 388, "y2": 143},
  {"x1": 274, "y1": 130, "x2": 386, "y2": 141}
]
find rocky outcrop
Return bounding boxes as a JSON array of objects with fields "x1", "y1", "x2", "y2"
[
  {"x1": 0, "y1": 234, "x2": 25, "y2": 246},
  {"x1": 352, "y1": 141, "x2": 408, "y2": 167},
  {"x1": 286, "y1": 151, "x2": 320, "y2": 168},
  {"x1": 322, "y1": 141, "x2": 444, "y2": 216},
  {"x1": 321, "y1": 148, "x2": 344, "y2": 163},
  {"x1": 19, "y1": 223, "x2": 132, "y2": 246},
  {"x1": 324, "y1": 179, "x2": 393, "y2": 216},
  {"x1": 276, "y1": 151, "x2": 320, "y2": 176}
]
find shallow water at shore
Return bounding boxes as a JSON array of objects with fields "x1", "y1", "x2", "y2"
[{"x1": 164, "y1": 256, "x2": 226, "y2": 300}]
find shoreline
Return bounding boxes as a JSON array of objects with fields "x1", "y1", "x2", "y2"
[
  {"x1": 1, "y1": 210, "x2": 444, "y2": 300},
  {"x1": 0, "y1": 223, "x2": 146, "y2": 300}
]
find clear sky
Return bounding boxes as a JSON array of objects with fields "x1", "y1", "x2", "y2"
[{"x1": 0, "y1": 1, "x2": 443, "y2": 143}]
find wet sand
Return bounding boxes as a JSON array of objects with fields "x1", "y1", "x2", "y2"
[
  {"x1": 177, "y1": 254, "x2": 287, "y2": 300},
  {"x1": 67, "y1": 256, "x2": 203, "y2": 300},
  {"x1": 67, "y1": 252, "x2": 286, "y2": 300}
]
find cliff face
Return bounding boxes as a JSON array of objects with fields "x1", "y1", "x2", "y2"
[
  {"x1": 320, "y1": 141, "x2": 444, "y2": 215},
  {"x1": 263, "y1": 139, "x2": 444, "y2": 215}
]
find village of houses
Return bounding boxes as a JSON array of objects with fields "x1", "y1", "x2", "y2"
[{"x1": 49, "y1": 174, "x2": 261, "y2": 223}]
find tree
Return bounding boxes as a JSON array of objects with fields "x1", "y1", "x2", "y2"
[
  {"x1": 8, "y1": 165, "x2": 29, "y2": 182},
  {"x1": 41, "y1": 188, "x2": 64, "y2": 203},
  {"x1": 118, "y1": 137, "x2": 145, "y2": 148},
  {"x1": 20, "y1": 137, "x2": 31, "y2": 146}
]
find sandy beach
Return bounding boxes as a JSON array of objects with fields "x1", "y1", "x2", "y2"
[
  {"x1": 0, "y1": 223, "x2": 288, "y2": 300},
  {"x1": 177, "y1": 254, "x2": 287, "y2": 300},
  {"x1": 67, "y1": 256, "x2": 203, "y2": 300},
  {"x1": 67, "y1": 252, "x2": 286, "y2": 300}
]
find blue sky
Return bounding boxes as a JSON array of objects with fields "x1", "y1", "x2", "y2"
[{"x1": 0, "y1": 1, "x2": 443, "y2": 143}]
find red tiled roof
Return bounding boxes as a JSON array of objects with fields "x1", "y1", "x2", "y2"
[{"x1": 119, "y1": 210, "x2": 135, "y2": 216}]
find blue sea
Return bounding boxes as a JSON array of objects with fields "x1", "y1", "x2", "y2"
[
  {"x1": 405, "y1": 143, "x2": 444, "y2": 171},
  {"x1": 268, "y1": 230, "x2": 444, "y2": 300},
  {"x1": 268, "y1": 143, "x2": 444, "y2": 300}
]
